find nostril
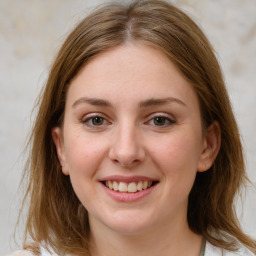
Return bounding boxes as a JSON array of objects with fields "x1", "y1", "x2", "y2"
[{"x1": 111, "y1": 157, "x2": 140, "y2": 168}]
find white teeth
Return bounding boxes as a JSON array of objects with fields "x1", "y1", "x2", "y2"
[
  {"x1": 113, "y1": 181, "x2": 118, "y2": 191},
  {"x1": 119, "y1": 182, "x2": 128, "y2": 192},
  {"x1": 143, "y1": 181, "x2": 148, "y2": 190},
  {"x1": 128, "y1": 182, "x2": 137, "y2": 193},
  {"x1": 104, "y1": 180, "x2": 154, "y2": 193},
  {"x1": 108, "y1": 181, "x2": 113, "y2": 190},
  {"x1": 137, "y1": 181, "x2": 143, "y2": 191}
]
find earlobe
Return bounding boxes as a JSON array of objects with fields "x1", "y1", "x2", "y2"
[
  {"x1": 197, "y1": 121, "x2": 221, "y2": 172},
  {"x1": 52, "y1": 127, "x2": 70, "y2": 175}
]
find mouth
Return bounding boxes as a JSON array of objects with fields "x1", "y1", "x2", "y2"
[{"x1": 102, "y1": 180, "x2": 158, "y2": 193}]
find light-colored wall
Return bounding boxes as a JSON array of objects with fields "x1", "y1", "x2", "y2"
[{"x1": 1, "y1": 0, "x2": 255, "y2": 254}]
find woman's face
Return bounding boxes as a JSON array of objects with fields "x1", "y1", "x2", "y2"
[{"x1": 53, "y1": 43, "x2": 217, "y2": 235}]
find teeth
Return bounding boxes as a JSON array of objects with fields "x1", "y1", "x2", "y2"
[
  {"x1": 137, "y1": 181, "x2": 143, "y2": 191},
  {"x1": 113, "y1": 181, "x2": 118, "y2": 191},
  {"x1": 108, "y1": 181, "x2": 113, "y2": 190},
  {"x1": 104, "y1": 180, "x2": 154, "y2": 193},
  {"x1": 143, "y1": 181, "x2": 148, "y2": 190},
  {"x1": 127, "y1": 182, "x2": 137, "y2": 193},
  {"x1": 119, "y1": 182, "x2": 128, "y2": 192}
]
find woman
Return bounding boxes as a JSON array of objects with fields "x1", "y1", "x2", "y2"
[{"x1": 12, "y1": 0, "x2": 255, "y2": 255}]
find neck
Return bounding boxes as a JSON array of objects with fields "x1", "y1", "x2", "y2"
[{"x1": 89, "y1": 217, "x2": 203, "y2": 256}]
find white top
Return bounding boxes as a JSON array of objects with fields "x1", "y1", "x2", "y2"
[
  {"x1": 205, "y1": 241, "x2": 255, "y2": 255},
  {"x1": 7, "y1": 241, "x2": 255, "y2": 256}
]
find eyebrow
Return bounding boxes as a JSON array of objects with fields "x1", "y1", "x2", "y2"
[
  {"x1": 72, "y1": 97, "x2": 186, "y2": 108},
  {"x1": 139, "y1": 97, "x2": 186, "y2": 108},
  {"x1": 72, "y1": 97, "x2": 111, "y2": 108}
]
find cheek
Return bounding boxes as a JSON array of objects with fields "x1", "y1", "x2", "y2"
[
  {"x1": 63, "y1": 134, "x2": 109, "y2": 207},
  {"x1": 148, "y1": 131, "x2": 202, "y2": 184},
  {"x1": 64, "y1": 132, "x2": 108, "y2": 176}
]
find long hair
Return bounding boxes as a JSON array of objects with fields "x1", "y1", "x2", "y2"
[{"x1": 20, "y1": 0, "x2": 255, "y2": 254}]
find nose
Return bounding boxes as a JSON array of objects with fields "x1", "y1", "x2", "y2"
[{"x1": 108, "y1": 124, "x2": 146, "y2": 168}]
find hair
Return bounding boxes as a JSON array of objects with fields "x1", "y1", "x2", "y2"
[{"x1": 19, "y1": 0, "x2": 255, "y2": 255}]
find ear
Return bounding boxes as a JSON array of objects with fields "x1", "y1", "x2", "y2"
[
  {"x1": 197, "y1": 121, "x2": 221, "y2": 172},
  {"x1": 52, "y1": 127, "x2": 70, "y2": 175}
]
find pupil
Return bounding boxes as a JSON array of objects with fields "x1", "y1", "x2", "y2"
[
  {"x1": 154, "y1": 117, "x2": 165, "y2": 126},
  {"x1": 93, "y1": 117, "x2": 103, "y2": 125}
]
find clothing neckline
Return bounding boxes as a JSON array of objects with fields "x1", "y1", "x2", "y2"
[{"x1": 200, "y1": 237, "x2": 206, "y2": 256}]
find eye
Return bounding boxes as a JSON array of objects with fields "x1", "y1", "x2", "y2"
[
  {"x1": 148, "y1": 115, "x2": 175, "y2": 127},
  {"x1": 82, "y1": 115, "x2": 108, "y2": 127}
]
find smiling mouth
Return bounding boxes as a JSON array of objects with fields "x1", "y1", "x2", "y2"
[{"x1": 103, "y1": 180, "x2": 158, "y2": 193}]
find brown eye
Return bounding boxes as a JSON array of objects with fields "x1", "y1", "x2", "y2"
[
  {"x1": 153, "y1": 117, "x2": 167, "y2": 126},
  {"x1": 148, "y1": 115, "x2": 175, "y2": 127},
  {"x1": 91, "y1": 117, "x2": 104, "y2": 126},
  {"x1": 83, "y1": 116, "x2": 107, "y2": 127}
]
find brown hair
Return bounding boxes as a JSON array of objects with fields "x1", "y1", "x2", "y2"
[{"x1": 20, "y1": 0, "x2": 255, "y2": 254}]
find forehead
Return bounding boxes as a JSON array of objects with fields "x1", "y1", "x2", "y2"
[{"x1": 66, "y1": 43, "x2": 199, "y2": 109}]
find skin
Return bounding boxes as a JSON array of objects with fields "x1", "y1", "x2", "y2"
[{"x1": 52, "y1": 43, "x2": 220, "y2": 256}]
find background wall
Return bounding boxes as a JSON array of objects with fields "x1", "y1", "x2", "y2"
[{"x1": 0, "y1": 0, "x2": 255, "y2": 254}]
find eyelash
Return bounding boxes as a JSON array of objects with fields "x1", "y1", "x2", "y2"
[
  {"x1": 81, "y1": 113, "x2": 176, "y2": 128},
  {"x1": 147, "y1": 114, "x2": 176, "y2": 127},
  {"x1": 82, "y1": 114, "x2": 109, "y2": 127}
]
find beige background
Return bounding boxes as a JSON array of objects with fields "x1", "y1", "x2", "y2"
[{"x1": 0, "y1": 0, "x2": 255, "y2": 254}]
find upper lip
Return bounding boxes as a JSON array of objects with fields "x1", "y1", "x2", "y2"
[{"x1": 99, "y1": 175, "x2": 158, "y2": 183}]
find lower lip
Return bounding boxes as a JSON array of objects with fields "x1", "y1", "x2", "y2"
[{"x1": 101, "y1": 183, "x2": 157, "y2": 202}]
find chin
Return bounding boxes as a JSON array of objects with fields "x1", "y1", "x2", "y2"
[
  {"x1": 93, "y1": 209, "x2": 155, "y2": 235},
  {"x1": 108, "y1": 221, "x2": 151, "y2": 235}
]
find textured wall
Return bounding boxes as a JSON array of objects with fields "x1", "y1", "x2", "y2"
[{"x1": 0, "y1": 0, "x2": 255, "y2": 254}]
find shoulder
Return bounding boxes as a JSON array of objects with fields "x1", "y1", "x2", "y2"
[
  {"x1": 205, "y1": 240, "x2": 255, "y2": 256},
  {"x1": 5, "y1": 250, "x2": 35, "y2": 256},
  {"x1": 6, "y1": 246, "x2": 56, "y2": 256}
]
